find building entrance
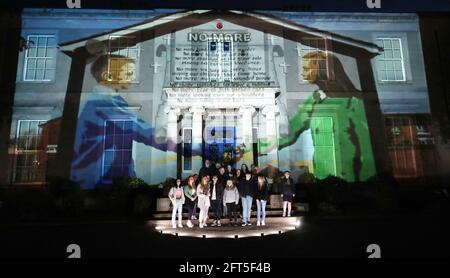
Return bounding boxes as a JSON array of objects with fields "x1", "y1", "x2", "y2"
[{"x1": 205, "y1": 126, "x2": 236, "y2": 166}]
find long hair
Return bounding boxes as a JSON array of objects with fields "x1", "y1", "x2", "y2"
[
  {"x1": 302, "y1": 51, "x2": 360, "y2": 98},
  {"x1": 200, "y1": 176, "x2": 209, "y2": 191},
  {"x1": 187, "y1": 175, "x2": 195, "y2": 188},
  {"x1": 257, "y1": 175, "x2": 267, "y2": 189},
  {"x1": 240, "y1": 163, "x2": 249, "y2": 173}
]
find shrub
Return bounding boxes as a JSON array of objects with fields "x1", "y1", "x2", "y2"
[
  {"x1": 112, "y1": 177, "x2": 147, "y2": 196},
  {"x1": 298, "y1": 172, "x2": 317, "y2": 184},
  {"x1": 317, "y1": 201, "x2": 342, "y2": 215},
  {"x1": 131, "y1": 193, "x2": 154, "y2": 216},
  {"x1": 48, "y1": 177, "x2": 81, "y2": 198},
  {"x1": 161, "y1": 178, "x2": 176, "y2": 196},
  {"x1": 4, "y1": 189, "x2": 55, "y2": 221},
  {"x1": 375, "y1": 182, "x2": 399, "y2": 212},
  {"x1": 110, "y1": 177, "x2": 148, "y2": 213},
  {"x1": 47, "y1": 178, "x2": 83, "y2": 215}
]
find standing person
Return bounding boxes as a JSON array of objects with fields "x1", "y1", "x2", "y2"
[
  {"x1": 223, "y1": 179, "x2": 240, "y2": 226},
  {"x1": 235, "y1": 169, "x2": 242, "y2": 182},
  {"x1": 250, "y1": 164, "x2": 256, "y2": 175},
  {"x1": 193, "y1": 174, "x2": 199, "y2": 185},
  {"x1": 168, "y1": 178, "x2": 185, "y2": 229},
  {"x1": 199, "y1": 160, "x2": 212, "y2": 180},
  {"x1": 255, "y1": 175, "x2": 269, "y2": 226},
  {"x1": 226, "y1": 164, "x2": 235, "y2": 179},
  {"x1": 240, "y1": 164, "x2": 250, "y2": 176},
  {"x1": 214, "y1": 162, "x2": 222, "y2": 177},
  {"x1": 234, "y1": 168, "x2": 243, "y2": 219},
  {"x1": 192, "y1": 173, "x2": 199, "y2": 220},
  {"x1": 281, "y1": 171, "x2": 295, "y2": 217},
  {"x1": 224, "y1": 164, "x2": 235, "y2": 217},
  {"x1": 218, "y1": 166, "x2": 227, "y2": 184},
  {"x1": 209, "y1": 175, "x2": 224, "y2": 227},
  {"x1": 197, "y1": 176, "x2": 211, "y2": 228},
  {"x1": 184, "y1": 176, "x2": 197, "y2": 228},
  {"x1": 239, "y1": 171, "x2": 256, "y2": 226}
]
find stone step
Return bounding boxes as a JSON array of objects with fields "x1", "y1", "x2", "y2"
[
  {"x1": 157, "y1": 197, "x2": 308, "y2": 212},
  {"x1": 153, "y1": 203, "x2": 308, "y2": 219}
]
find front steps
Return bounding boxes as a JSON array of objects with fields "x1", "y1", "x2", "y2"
[{"x1": 153, "y1": 202, "x2": 308, "y2": 219}]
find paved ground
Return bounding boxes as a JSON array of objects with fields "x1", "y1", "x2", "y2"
[
  {"x1": 149, "y1": 217, "x2": 302, "y2": 238},
  {"x1": 0, "y1": 215, "x2": 449, "y2": 258}
]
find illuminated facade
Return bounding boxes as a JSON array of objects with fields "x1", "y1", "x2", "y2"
[{"x1": 5, "y1": 9, "x2": 435, "y2": 189}]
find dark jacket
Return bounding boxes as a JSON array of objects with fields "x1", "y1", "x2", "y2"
[
  {"x1": 209, "y1": 180, "x2": 224, "y2": 201},
  {"x1": 199, "y1": 166, "x2": 212, "y2": 179},
  {"x1": 218, "y1": 173, "x2": 227, "y2": 185},
  {"x1": 238, "y1": 178, "x2": 256, "y2": 198},
  {"x1": 211, "y1": 167, "x2": 220, "y2": 179},
  {"x1": 281, "y1": 177, "x2": 295, "y2": 195},
  {"x1": 255, "y1": 183, "x2": 269, "y2": 201}
]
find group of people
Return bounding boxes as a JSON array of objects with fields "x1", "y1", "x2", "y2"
[{"x1": 168, "y1": 160, "x2": 296, "y2": 229}]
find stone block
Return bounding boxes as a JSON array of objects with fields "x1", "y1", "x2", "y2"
[{"x1": 157, "y1": 198, "x2": 171, "y2": 211}]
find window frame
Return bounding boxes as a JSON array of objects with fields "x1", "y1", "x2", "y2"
[
  {"x1": 22, "y1": 34, "x2": 57, "y2": 82},
  {"x1": 101, "y1": 119, "x2": 135, "y2": 184},
  {"x1": 375, "y1": 37, "x2": 407, "y2": 82},
  {"x1": 206, "y1": 38, "x2": 234, "y2": 83},
  {"x1": 13, "y1": 119, "x2": 48, "y2": 184},
  {"x1": 108, "y1": 35, "x2": 141, "y2": 84},
  {"x1": 297, "y1": 37, "x2": 333, "y2": 83},
  {"x1": 182, "y1": 127, "x2": 193, "y2": 173}
]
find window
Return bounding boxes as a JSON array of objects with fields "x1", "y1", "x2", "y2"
[
  {"x1": 23, "y1": 35, "x2": 56, "y2": 81},
  {"x1": 108, "y1": 36, "x2": 140, "y2": 82},
  {"x1": 183, "y1": 128, "x2": 192, "y2": 171},
  {"x1": 252, "y1": 127, "x2": 259, "y2": 166},
  {"x1": 102, "y1": 120, "x2": 133, "y2": 182},
  {"x1": 298, "y1": 38, "x2": 328, "y2": 82},
  {"x1": 207, "y1": 39, "x2": 233, "y2": 82},
  {"x1": 385, "y1": 115, "x2": 436, "y2": 178},
  {"x1": 375, "y1": 38, "x2": 406, "y2": 82},
  {"x1": 14, "y1": 120, "x2": 47, "y2": 183}
]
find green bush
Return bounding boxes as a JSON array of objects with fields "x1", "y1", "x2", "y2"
[
  {"x1": 110, "y1": 177, "x2": 148, "y2": 213},
  {"x1": 112, "y1": 177, "x2": 147, "y2": 196}
]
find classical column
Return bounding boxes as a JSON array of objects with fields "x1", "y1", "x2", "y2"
[
  {"x1": 164, "y1": 106, "x2": 181, "y2": 179},
  {"x1": 262, "y1": 105, "x2": 280, "y2": 168},
  {"x1": 238, "y1": 105, "x2": 256, "y2": 167},
  {"x1": 189, "y1": 106, "x2": 205, "y2": 174}
]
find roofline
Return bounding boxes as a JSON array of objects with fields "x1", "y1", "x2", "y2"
[
  {"x1": 242, "y1": 10, "x2": 383, "y2": 53},
  {"x1": 59, "y1": 9, "x2": 382, "y2": 54},
  {"x1": 59, "y1": 9, "x2": 208, "y2": 50}
]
